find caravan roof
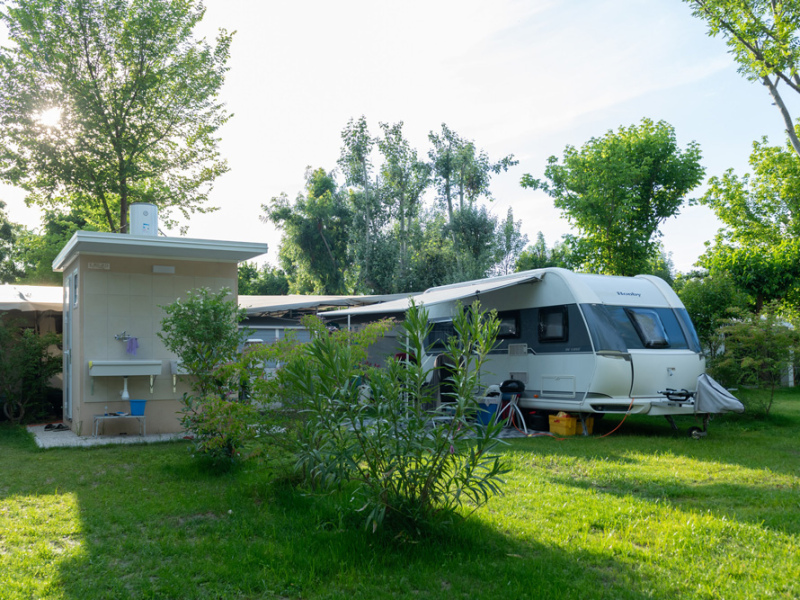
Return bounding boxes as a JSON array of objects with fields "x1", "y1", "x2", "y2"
[{"x1": 324, "y1": 268, "x2": 684, "y2": 319}]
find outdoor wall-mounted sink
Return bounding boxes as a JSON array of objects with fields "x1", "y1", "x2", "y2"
[
  {"x1": 169, "y1": 359, "x2": 191, "y2": 393},
  {"x1": 88, "y1": 360, "x2": 163, "y2": 377},
  {"x1": 169, "y1": 359, "x2": 190, "y2": 375}
]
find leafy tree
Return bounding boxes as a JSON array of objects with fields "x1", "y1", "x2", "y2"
[
  {"x1": 522, "y1": 119, "x2": 705, "y2": 276},
  {"x1": 338, "y1": 116, "x2": 380, "y2": 287},
  {"x1": 0, "y1": 0, "x2": 232, "y2": 233},
  {"x1": 14, "y1": 209, "x2": 94, "y2": 284},
  {"x1": 686, "y1": 0, "x2": 800, "y2": 157},
  {"x1": 493, "y1": 208, "x2": 529, "y2": 276},
  {"x1": 377, "y1": 121, "x2": 429, "y2": 281},
  {"x1": 402, "y1": 210, "x2": 458, "y2": 291},
  {"x1": 428, "y1": 123, "x2": 517, "y2": 224},
  {"x1": 699, "y1": 138, "x2": 800, "y2": 309},
  {"x1": 515, "y1": 232, "x2": 574, "y2": 271},
  {"x1": 445, "y1": 205, "x2": 499, "y2": 282},
  {"x1": 237, "y1": 262, "x2": 289, "y2": 296},
  {"x1": 264, "y1": 168, "x2": 352, "y2": 295},
  {"x1": 0, "y1": 201, "x2": 24, "y2": 283},
  {"x1": 675, "y1": 272, "x2": 749, "y2": 357}
]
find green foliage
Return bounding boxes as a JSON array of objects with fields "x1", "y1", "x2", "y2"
[
  {"x1": 378, "y1": 121, "x2": 430, "y2": 283},
  {"x1": 685, "y1": 0, "x2": 800, "y2": 156},
  {"x1": 159, "y1": 287, "x2": 258, "y2": 463},
  {"x1": 676, "y1": 272, "x2": 749, "y2": 357},
  {"x1": 515, "y1": 231, "x2": 575, "y2": 272},
  {"x1": 493, "y1": 208, "x2": 529, "y2": 276},
  {"x1": 428, "y1": 123, "x2": 517, "y2": 223},
  {"x1": 14, "y1": 209, "x2": 95, "y2": 285},
  {"x1": 0, "y1": 201, "x2": 24, "y2": 283},
  {"x1": 0, "y1": 317, "x2": 61, "y2": 423},
  {"x1": 699, "y1": 139, "x2": 800, "y2": 309},
  {"x1": 282, "y1": 301, "x2": 507, "y2": 532},
  {"x1": 523, "y1": 118, "x2": 705, "y2": 276},
  {"x1": 446, "y1": 205, "x2": 499, "y2": 281},
  {"x1": 710, "y1": 305, "x2": 799, "y2": 416},
  {"x1": 237, "y1": 262, "x2": 289, "y2": 296},
  {"x1": 158, "y1": 287, "x2": 247, "y2": 398},
  {"x1": 267, "y1": 119, "x2": 519, "y2": 294},
  {"x1": 179, "y1": 394, "x2": 259, "y2": 464},
  {"x1": 0, "y1": 0, "x2": 232, "y2": 232},
  {"x1": 264, "y1": 168, "x2": 353, "y2": 294}
]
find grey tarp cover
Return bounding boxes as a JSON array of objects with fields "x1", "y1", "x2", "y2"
[{"x1": 695, "y1": 374, "x2": 745, "y2": 414}]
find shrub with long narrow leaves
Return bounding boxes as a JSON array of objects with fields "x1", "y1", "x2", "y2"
[{"x1": 285, "y1": 301, "x2": 508, "y2": 532}]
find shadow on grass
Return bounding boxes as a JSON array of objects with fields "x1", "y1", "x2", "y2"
[
  {"x1": 501, "y1": 405, "x2": 800, "y2": 537},
  {"x1": 0, "y1": 424, "x2": 681, "y2": 600}
]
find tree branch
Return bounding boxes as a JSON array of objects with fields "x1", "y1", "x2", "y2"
[{"x1": 762, "y1": 75, "x2": 800, "y2": 156}]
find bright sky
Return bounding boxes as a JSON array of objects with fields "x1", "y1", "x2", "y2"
[{"x1": 0, "y1": 0, "x2": 795, "y2": 273}]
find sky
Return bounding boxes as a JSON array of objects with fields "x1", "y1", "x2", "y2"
[{"x1": 0, "y1": 0, "x2": 795, "y2": 274}]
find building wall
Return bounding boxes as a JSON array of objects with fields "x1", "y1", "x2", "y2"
[{"x1": 64, "y1": 254, "x2": 238, "y2": 436}]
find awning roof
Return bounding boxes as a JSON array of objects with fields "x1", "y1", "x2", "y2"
[
  {"x1": 240, "y1": 293, "x2": 413, "y2": 317},
  {"x1": 323, "y1": 271, "x2": 543, "y2": 319},
  {"x1": 0, "y1": 285, "x2": 62, "y2": 312}
]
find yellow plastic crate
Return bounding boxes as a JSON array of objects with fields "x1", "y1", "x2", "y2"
[{"x1": 549, "y1": 414, "x2": 594, "y2": 436}]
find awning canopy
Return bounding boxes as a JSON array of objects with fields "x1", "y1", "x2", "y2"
[
  {"x1": 0, "y1": 285, "x2": 63, "y2": 313},
  {"x1": 323, "y1": 271, "x2": 543, "y2": 319},
  {"x1": 240, "y1": 293, "x2": 414, "y2": 318}
]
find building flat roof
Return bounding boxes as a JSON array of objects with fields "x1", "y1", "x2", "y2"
[{"x1": 52, "y1": 231, "x2": 269, "y2": 271}]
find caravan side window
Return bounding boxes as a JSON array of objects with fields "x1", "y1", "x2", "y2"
[
  {"x1": 427, "y1": 321, "x2": 456, "y2": 349},
  {"x1": 538, "y1": 306, "x2": 568, "y2": 343},
  {"x1": 496, "y1": 311, "x2": 520, "y2": 339}
]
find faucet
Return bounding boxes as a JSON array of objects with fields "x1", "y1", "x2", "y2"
[{"x1": 115, "y1": 331, "x2": 130, "y2": 341}]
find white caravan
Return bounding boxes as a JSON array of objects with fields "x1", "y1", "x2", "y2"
[{"x1": 325, "y1": 268, "x2": 709, "y2": 428}]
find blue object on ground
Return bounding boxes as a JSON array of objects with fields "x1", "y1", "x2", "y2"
[{"x1": 477, "y1": 402, "x2": 498, "y2": 425}]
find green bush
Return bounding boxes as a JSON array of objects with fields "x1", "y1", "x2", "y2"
[
  {"x1": 710, "y1": 304, "x2": 799, "y2": 416},
  {"x1": 0, "y1": 317, "x2": 61, "y2": 424},
  {"x1": 159, "y1": 288, "x2": 253, "y2": 463},
  {"x1": 158, "y1": 287, "x2": 248, "y2": 398},
  {"x1": 180, "y1": 394, "x2": 259, "y2": 463},
  {"x1": 282, "y1": 300, "x2": 507, "y2": 532}
]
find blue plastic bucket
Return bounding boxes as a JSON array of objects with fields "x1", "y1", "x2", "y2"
[
  {"x1": 129, "y1": 399, "x2": 147, "y2": 416},
  {"x1": 477, "y1": 402, "x2": 498, "y2": 425}
]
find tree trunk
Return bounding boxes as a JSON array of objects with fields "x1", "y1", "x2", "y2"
[
  {"x1": 762, "y1": 76, "x2": 800, "y2": 158},
  {"x1": 362, "y1": 161, "x2": 370, "y2": 286},
  {"x1": 119, "y1": 158, "x2": 129, "y2": 233}
]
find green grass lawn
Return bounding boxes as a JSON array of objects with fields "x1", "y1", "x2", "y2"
[{"x1": 2, "y1": 389, "x2": 799, "y2": 599}]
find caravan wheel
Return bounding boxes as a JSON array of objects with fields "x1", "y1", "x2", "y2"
[{"x1": 688, "y1": 426, "x2": 707, "y2": 439}]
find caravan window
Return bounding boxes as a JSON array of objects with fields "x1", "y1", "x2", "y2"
[
  {"x1": 496, "y1": 311, "x2": 520, "y2": 339},
  {"x1": 581, "y1": 304, "x2": 692, "y2": 351},
  {"x1": 625, "y1": 308, "x2": 669, "y2": 348},
  {"x1": 582, "y1": 304, "x2": 697, "y2": 351},
  {"x1": 538, "y1": 306, "x2": 568, "y2": 343},
  {"x1": 427, "y1": 321, "x2": 456, "y2": 349}
]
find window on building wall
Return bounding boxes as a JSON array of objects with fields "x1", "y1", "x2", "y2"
[{"x1": 538, "y1": 306, "x2": 568, "y2": 343}]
